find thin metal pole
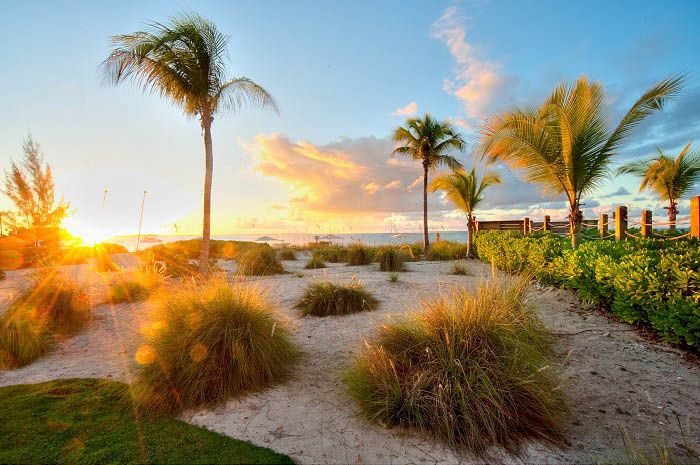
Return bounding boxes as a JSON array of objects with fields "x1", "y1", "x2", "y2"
[
  {"x1": 102, "y1": 189, "x2": 108, "y2": 208},
  {"x1": 136, "y1": 190, "x2": 147, "y2": 251}
]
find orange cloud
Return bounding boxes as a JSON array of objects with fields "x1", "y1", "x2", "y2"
[{"x1": 392, "y1": 101, "x2": 418, "y2": 117}]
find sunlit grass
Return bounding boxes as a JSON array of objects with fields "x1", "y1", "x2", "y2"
[
  {"x1": 131, "y1": 279, "x2": 298, "y2": 413},
  {"x1": 344, "y1": 276, "x2": 566, "y2": 456},
  {"x1": 236, "y1": 247, "x2": 284, "y2": 276},
  {"x1": 377, "y1": 246, "x2": 406, "y2": 272},
  {"x1": 294, "y1": 278, "x2": 378, "y2": 316},
  {"x1": 108, "y1": 263, "x2": 168, "y2": 303},
  {"x1": 346, "y1": 243, "x2": 373, "y2": 266},
  {"x1": 277, "y1": 248, "x2": 297, "y2": 261},
  {"x1": 304, "y1": 255, "x2": 326, "y2": 269}
]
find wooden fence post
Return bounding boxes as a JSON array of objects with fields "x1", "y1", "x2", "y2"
[
  {"x1": 615, "y1": 206, "x2": 627, "y2": 241},
  {"x1": 475, "y1": 221, "x2": 480, "y2": 232},
  {"x1": 641, "y1": 210, "x2": 652, "y2": 238},
  {"x1": 691, "y1": 196, "x2": 699, "y2": 239},
  {"x1": 543, "y1": 215, "x2": 551, "y2": 232},
  {"x1": 600, "y1": 213, "x2": 608, "y2": 238},
  {"x1": 523, "y1": 217, "x2": 530, "y2": 234}
]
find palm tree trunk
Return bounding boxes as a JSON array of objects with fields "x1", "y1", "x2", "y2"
[
  {"x1": 668, "y1": 201, "x2": 677, "y2": 233},
  {"x1": 570, "y1": 204, "x2": 582, "y2": 249},
  {"x1": 422, "y1": 162, "x2": 430, "y2": 254},
  {"x1": 199, "y1": 119, "x2": 214, "y2": 274},
  {"x1": 466, "y1": 214, "x2": 474, "y2": 258}
]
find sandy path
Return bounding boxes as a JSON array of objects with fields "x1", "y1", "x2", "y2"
[{"x1": 1, "y1": 256, "x2": 698, "y2": 464}]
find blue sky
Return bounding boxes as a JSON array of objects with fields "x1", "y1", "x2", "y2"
[{"x1": 1, "y1": 0, "x2": 699, "y2": 237}]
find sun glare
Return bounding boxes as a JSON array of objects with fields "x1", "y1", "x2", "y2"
[{"x1": 63, "y1": 218, "x2": 114, "y2": 246}]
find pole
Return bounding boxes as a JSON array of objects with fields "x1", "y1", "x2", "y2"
[
  {"x1": 136, "y1": 190, "x2": 147, "y2": 251},
  {"x1": 102, "y1": 189, "x2": 108, "y2": 208}
]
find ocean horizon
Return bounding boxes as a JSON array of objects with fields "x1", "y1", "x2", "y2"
[{"x1": 109, "y1": 231, "x2": 469, "y2": 251}]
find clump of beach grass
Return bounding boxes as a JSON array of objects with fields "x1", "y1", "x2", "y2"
[
  {"x1": 0, "y1": 310, "x2": 51, "y2": 370},
  {"x1": 346, "y1": 243, "x2": 373, "y2": 266},
  {"x1": 237, "y1": 246, "x2": 284, "y2": 276},
  {"x1": 304, "y1": 255, "x2": 326, "y2": 269},
  {"x1": 131, "y1": 279, "x2": 298, "y2": 413},
  {"x1": 451, "y1": 261, "x2": 472, "y2": 276},
  {"x1": 343, "y1": 276, "x2": 566, "y2": 456},
  {"x1": 388, "y1": 272, "x2": 399, "y2": 283},
  {"x1": 294, "y1": 277, "x2": 379, "y2": 317},
  {"x1": 278, "y1": 248, "x2": 297, "y2": 261},
  {"x1": 108, "y1": 262, "x2": 167, "y2": 303},
  {"x1": 427, "y1": 240, "x2": 467, "y2": 261},
  {"x1": 377, "y1": 246, "x2": 406, "y2": 272}
]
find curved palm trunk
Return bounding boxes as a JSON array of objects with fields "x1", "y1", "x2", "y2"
[
  {"x1": 668, "y1": 201, "x2": 677, "y2": 233},
  {"x1": 199, "y1": 120, "x2": 213, "y2": 274},
  {"x1": 569, "y1": 203, "x2": 582, "y2": 249},
  {"x1": 466, "y1": 213, "x2": 474, "y2": 258},
  {"x1": 422, "y1": 162, "x2": 430, "y2": 254}
]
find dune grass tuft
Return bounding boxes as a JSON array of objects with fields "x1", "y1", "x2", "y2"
[
  {"x1": 346, "y1": 243, "x2": 373, "y2": 266},
  {"x1": 278, "y1": 248, "x2": 297, "y2": 261},
  {"x1": 377, "y1": 246, "x2": 406, "y2": 272},
  {"x1": 343, "y1": 276, "x2": 566, "y2": 456},
  {"x1": 236, "y1": 246, "x2": 284, "y2": 276},
  {"x1": 451, "y1": 261, "x2": 472, "y2": 276},
  {"x1": 131, "y1": 279, "x2": 298, "y2": 413},
  {"x1": 294, "y1": 278, "x2": 379, "y2": 316},
  {"x1": 389, "y1": 272, "x2": 399, "y2": 283},
  {"x1": 108, "y1": 262, "x2": 167, "y2": 303},
  {"x1": 0, "y1": 310, "x2": 51, "y2": 370},
  {"x1": 427, "y1": 240, "x2": 467, "y2": 261},
  {"x1": 304, "y1": 255, "x2": 326, "y2": 269},
  {"x1": 20, "y1": 273, "x2": 93, "y2": 334}
]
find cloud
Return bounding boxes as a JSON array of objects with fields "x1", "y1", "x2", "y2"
[
  {"x1": 598, "y1": 187, "x2": 631, "y2": 198},
  {"x1": 431, "y1": 6, "x2": 503, "y2": 119},
  {"x1": 392, "y1": 101, "x2": 418, "y2": 117}
]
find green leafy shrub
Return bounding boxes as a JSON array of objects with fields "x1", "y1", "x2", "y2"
[
  {"x1": 377, "y1": 246, "x2": 406, "y2": 272},
  {"x1": 304, "y1": 255, "x2": 326, "y2": 269},
  {"x1": 131, "y1": 280, "x2": 298, "y2": 413},
  {"x1": 474, "y1": 231, "x2": 700, "y2": 348},
  {"x1": 236, "y1": 247, "x2": 284, "y2": 276},
  {"x1": 389, "y1": 272, "x2": 399, "y2": 283},
  {"x1": 277, "y1": 248, "x2": 297, "y2": 260},
  {"x1": 294, "y1": 279, "x2": 378, "y2": 316},
  {"x1": 346, "y1": 243, "x2": 374, "y2": 266},
  {"x1": 344, "y1": 276, "x2": 566, "y2": 455},
  {"x1": 427, "y1": 240, "x2": 467, "y2": 261}
]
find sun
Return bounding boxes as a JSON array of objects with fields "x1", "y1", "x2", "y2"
[{"x1": 63, "y1": 218, "x2": 114, "y2": 246}]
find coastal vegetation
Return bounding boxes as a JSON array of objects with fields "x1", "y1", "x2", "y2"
[
  {"x1": 131, "y1": 280, "x2": 297, "y2": 413},
  {"x1": 108, "y1": 262, "x2": 167, "y2": 303},
  {"x1": 377, "y1": 246, "x2": 406, "y2": 272},
  {"x1": 392, "y1": 114, "x2": 464, "y2": 253},
  {"x1": 236, "y1": 246, "x2": 284, "y2": 276},
  {"x1": 480, "y1": 75, "x2": 684, "y2": 248},
  {"x1": 344, "y1": 277, "x2": 566, "y2": 455},
  {"x1": 103, "y1": 13, "x2": 277, "y2": 272},
  {"x1": 304, "y1": 255, "x2": 327, "y2": 269},
  {"x1": 346, "y1": 243, "x2": 373, "y2": 266},
  {"x1": 295, "y1": 279, "x2": 378, "y2": 316}
]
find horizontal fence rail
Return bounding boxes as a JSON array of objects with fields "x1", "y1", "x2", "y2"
[{"x1": 474, "y1": 195, "x2": 700, "y2": 241}]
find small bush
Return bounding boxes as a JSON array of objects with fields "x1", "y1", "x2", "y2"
[
  {"x1": 451, "y1": 261, "x2": 472, "y2": 276},
  {"x1": 18, "y1": 273, "x2": 92, "y2": 334},
  {"x1": 0, "y1": 309, "x2": 51, "y2": 370},
  {"x1": 304, "y1": 255, "x2": 326, "y2": 269},
  {"x1": 377, "y1": 246, "x2": 406, "y2": 272},
  {"x1": 278, "y1": 248, "x2": 297, "y2": 261},
  {"x1": 131, "y1": 280, "x2": 298, "y2": 413},
  {"x1": 344, "y1": 276, "x2": 566, "y2": 455},
  {"x1": 295, "y1": 279, "x2": 379, "y2": 316},
  {"x1": 237, "y1": 247, "x2": 284, "y2": 276},
  {"x1": 389, "y1": 272, "x2": 399, "y2": 283},
  {"x1": 310, "y1": 245, "x2": 348, "y2": 263},
  {"x1": 346, "y1": 243, "x2": 373, "y2": 266},
  {"x1": 108, "y1": 263, "x2": 167, "y2": 303},
  {"x1": 427, "y1": 241, "x2": 467, "y2": 261}
]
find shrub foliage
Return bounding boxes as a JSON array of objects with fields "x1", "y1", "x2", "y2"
[
  {"x1": 344, "y1": 277, "x2": 566, "y2": 455},
  {"x1": 131, "y1": 280, "x2": 297, "y2": 413},
  {"x1": 474, "y1": 231, "x2": 700, "y2": 347},
  {"x1": 377, "y1": 246, "x2": 406, "y2": 272},
  {"x1": 346, "y1": 243, "x2": 373, "y2": 266}
]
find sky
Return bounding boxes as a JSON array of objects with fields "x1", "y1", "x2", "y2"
[{"x1": 1, "y1": 0, "x2": 699, "y2": 239}]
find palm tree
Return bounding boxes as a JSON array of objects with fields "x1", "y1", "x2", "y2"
[
  {"x1": 480, "y1": 75, "x2": 683, "y2": 248},
  {"x1": 429, "y1": 166, "x2": 501, "y2": 257},
  {"x1": 102, "y1": 13, "x2": 277, "y2": 272},
  {"x1": 617, "y1": 142, "x2": 700, "y2": 232},
  {"x1": 392, "y1": 114, "x2": 464, "y2": 253}
]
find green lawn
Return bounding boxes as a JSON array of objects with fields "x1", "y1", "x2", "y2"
[{"x1": 0, "y1": 378, "x2": 294, "y2": 464}]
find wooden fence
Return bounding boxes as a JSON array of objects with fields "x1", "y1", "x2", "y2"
[{"x1": 475, "y1": 195, "x2": 700, "y2": 240}]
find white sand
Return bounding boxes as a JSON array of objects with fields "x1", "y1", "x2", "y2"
[{"x1": 1, "y1": 254, "x2": 698, "y2": 464}]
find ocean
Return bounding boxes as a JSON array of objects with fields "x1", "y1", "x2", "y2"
[{"x1": 110, "y1": 231, "x2": 468, "y2": 251}]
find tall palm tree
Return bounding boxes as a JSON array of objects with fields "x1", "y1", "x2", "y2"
[
  {"x1": 480, "y1": 75, "x2": 683, "y2": 248},
  {"x1": 392, "y1": 114, "x2": 464, "y2": 253},
  {"x1": 617, "y1": 142, "x2": 700, "y2": 232},
  {"x1": 102, "y1": 13, "x2": 277, "y2": 271},
  {"x1": 429, "y1": 166, "x2": 501, "y2": 257}
]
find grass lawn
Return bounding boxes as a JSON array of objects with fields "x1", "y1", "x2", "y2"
[{"x1": 0, "y1": 378, "x2": 294, "y2": 464}]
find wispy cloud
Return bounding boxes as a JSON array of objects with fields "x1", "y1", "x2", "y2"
[
  {"x1": 431, "y1": 6, "x2": 503, "y2": 119},
  {"x1": 392, "y1": 101, "x2": 418, "y2": 117}
]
